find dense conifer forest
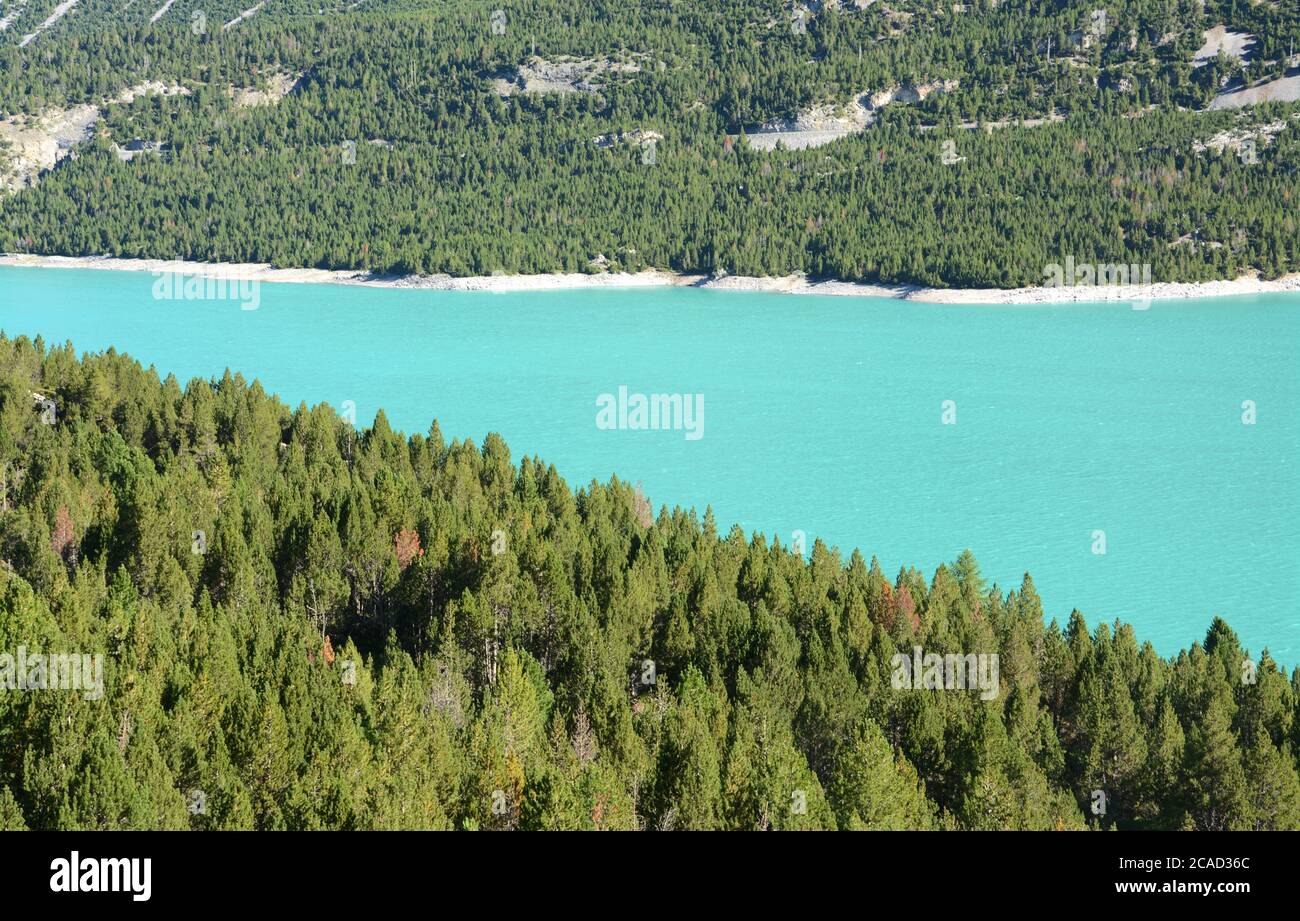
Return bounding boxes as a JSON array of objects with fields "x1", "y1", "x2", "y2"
[
  {"x1": 1, "y1": 0, "x2": 1299, "y2": 287},
  {"x1": 0, "y1": 336, "x2": 1296, "y2": 830},
  {"x1": 1, "y1": 0, "x2": 1298, "y2": 834}
]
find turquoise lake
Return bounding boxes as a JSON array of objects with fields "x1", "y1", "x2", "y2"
[{"x1": 1, "y1": 265, "x2": 1297, "y2": 665}]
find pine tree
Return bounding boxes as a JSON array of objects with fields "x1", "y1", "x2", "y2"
[
  {"x1": 829, "y1": 718, "x2": 934, "y2": 830},
  {"x1": 1182, "y1": 685, "x2": 1251, "y2": 831}
]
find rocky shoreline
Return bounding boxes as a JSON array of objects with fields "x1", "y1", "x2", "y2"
[{"x1": 3, "y1": 253, "x2": 1299, "y2": 305}]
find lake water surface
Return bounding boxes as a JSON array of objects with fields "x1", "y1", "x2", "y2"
[{"x1": 2, "y1": 265, "x2": 1297, "y2": 664}]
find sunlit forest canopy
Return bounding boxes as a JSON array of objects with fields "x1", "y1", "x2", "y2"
[
  {"x1": 0, "y1": 336, "x2": 1295, "y2": 830},
  {"x1": 0, "y1": 0, "x2": 1298, "y2": 286}
]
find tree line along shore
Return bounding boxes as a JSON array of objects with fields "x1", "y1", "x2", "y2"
[{"x1": 1, "y1": 1, "x2": 1299, "y2": 289}]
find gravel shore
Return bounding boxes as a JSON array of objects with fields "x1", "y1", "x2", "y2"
[{"x1": 3, "y1": 253, "x2": 1298, "y2": 304}]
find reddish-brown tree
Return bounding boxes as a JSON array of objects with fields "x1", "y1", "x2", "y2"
[
  {"x1": 51, "y1": 506, "x2": 74, "y2": 559},
  {"x1": 394, "y1": 528, "x2": 423, "y2": 571},
  {"x1": 893, "y1": 580, "x2": 919, "y2": 633}
]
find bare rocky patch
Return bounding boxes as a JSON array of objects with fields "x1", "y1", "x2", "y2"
[
  {"x1": 223, "y1": 1, "x2": 264, "y2": 30},
  {"x1": 17, "y1": 0, "x2": 76, "y2": 47},
  {"x1": 1193, "y1": 25, "x2": 1255, "y2": 68},
  {"x1": 0, "y1": 82, "x2": 188, "y2": 191},
  {"x1": 113, "y1": 138, "x2": 166, "y2": 162},
  {"x1": 0, "y1": 0, "x2": 30, "y2": 31},
  {"x1": 1209, "y1": 72, "x2": 1300, "y2": 109},
  {"x1": 0, "y1": 103, "x2": 98, "y2": 191},
  {"x1": 917, "y1": 110, "x2": 1065, "y2": 134},
  {"x1": 148, "y1": 0, "x2": 176, "y2": 24},
  {"x1": 1191, "y1": 117, "x2": 1295, "y2": 158},
  {"x1": 742, "y1": 100, "x2": 873, "y2": 151},
  {"x1": 591, "y1": 128, "x2": 662, "y2": 149},
  {"x1": 114, "y1": 81, "x2": 190, "y2": 105},
  {"x1": 741, "y1": 79, "x2": 958, "y2": 151},
  {"x1": 229, "y1": 72, "x2": 304, "y2": 107},
  {"x1": 0, "y1": 71, "x2": 301, "y2": 194},
  {"x1": 492, "y1": 56, "x2": 641, "y2": 96}
]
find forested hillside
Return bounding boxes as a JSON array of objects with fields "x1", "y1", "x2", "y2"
[
  {"x1": 1, "y1": 0, "x2": 1299, "y2": 286},
  {"x1": 0, "y1": 336, "x2": 1296, "y2": 830}
]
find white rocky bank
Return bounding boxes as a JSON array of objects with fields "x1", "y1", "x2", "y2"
[{"x1": 2, "y1": 254, "x2": 1299, "y2": 304}]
